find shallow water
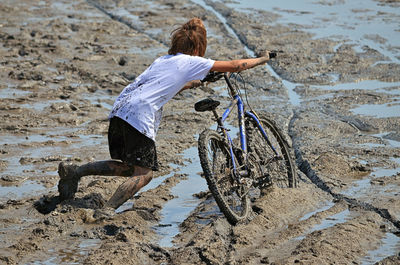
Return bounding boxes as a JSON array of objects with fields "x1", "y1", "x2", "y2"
[
  {"x1": 299, "y1": 200, "x2": 335, "y2": 222},
  {"x1": 361, "y1": 232, "x2": 400, "y2": 265},
  {"x1": 295, "y1": 208, "x2": 353, "y2": 241},
  {"x1": 154, "y1": 146, "x2": 207, "y2": 247},
  {"x1": 31, "y1": 238, "x2": 101, "y2": 265},
  {"x1": 341, "y1": 155, "x2": 400, "y2": 200},
  {"x1": 226, "y1": 0, "x2": 400, "y2": 64},
  {"x1": 351, "y1": 101, "x2": 400, "y2": 118}
]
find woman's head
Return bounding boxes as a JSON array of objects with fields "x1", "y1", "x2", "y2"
[{"x1": 168, "y1": 18, "x2": 207, "y2": 57}]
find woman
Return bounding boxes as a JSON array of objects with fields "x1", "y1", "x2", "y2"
[{"x1": 57, "y1": 17, "x2": 272, "y2": 213}]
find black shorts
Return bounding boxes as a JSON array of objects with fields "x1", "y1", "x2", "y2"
[{"x1": 108, "y1": 117, "x2": 159, "y2": 171}]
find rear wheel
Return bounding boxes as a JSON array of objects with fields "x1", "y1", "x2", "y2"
[
  {"x1": 198, "y1": 129, "x2": 250, "y2": 225},
  {"x1": 245, "y1": 113, "x2": 297, "y2": 189}
]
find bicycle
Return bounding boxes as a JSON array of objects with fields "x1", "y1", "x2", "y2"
[{"x1": 195, "y1": 69, "x2": 297, "y2": 225}]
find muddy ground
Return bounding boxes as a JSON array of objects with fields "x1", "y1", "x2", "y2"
[{"x1": 1, "y1": 0, "x2": 400, "y2": 264}]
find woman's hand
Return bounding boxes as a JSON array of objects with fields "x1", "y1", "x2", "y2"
[{"x1": 180, "y1": 80, "x2": 203, "y2": 92}]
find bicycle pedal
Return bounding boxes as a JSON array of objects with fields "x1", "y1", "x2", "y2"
[{"x1": 254, "y1": 173, "x2": 272, "y2": 187}]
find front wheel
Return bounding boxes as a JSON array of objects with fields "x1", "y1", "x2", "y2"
[
  {"x1": 198, "y1": 129, "x2": 250, "y2": 225},
  {"x1": 245, "y1": 113, "x2": 297, "y2": 189}
]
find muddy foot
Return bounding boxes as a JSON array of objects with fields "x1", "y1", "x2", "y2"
[
  {"x1": 58, "y1": 178, "x2": 78, "y2": 201},
  {"x1": 57, "y1": 162, "x2": 80, "y2": 200},
  {"x1": 58, "y1": 162, "x2": 79, "y2": 180}
]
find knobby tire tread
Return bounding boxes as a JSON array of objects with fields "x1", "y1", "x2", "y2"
[
  {"x1": 245, "y1": 113, "x2": 297, "y2": 188},
  {"x1": 198, "y1": 129, "x2": 250, "y2": 225}
]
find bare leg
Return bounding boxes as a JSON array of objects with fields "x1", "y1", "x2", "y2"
[{"x1": 105, "y1": 166, "x2": 153, "y2": 209}]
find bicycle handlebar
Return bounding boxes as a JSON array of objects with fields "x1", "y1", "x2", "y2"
[{"x1": 201, "y1": 50, "x2": 282, "y2": 83}]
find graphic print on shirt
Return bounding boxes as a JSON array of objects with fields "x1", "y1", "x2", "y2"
[{"x1": 109, "y1": 54, "x2": 215, "y2": 141}]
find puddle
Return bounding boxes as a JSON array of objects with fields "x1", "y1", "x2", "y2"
[
  {"x1": 313, "y1": 80, "x2": 400, "y2": 92},
  {"x1": 283, "y1": 79, "x2": 302, "y2": 106},
  {"x1": 361, "y1": 232, "x2": 400, "y2": 265},
  {"x1": 0, "y1": 180, "x2": 47, "y2": 202},
  {"x1": 341, "y1": 178, "x2": 372, "y2": 198},
  {"x1": 154, "y1": 146, "x2": 207, "y2": 247},
  {"x1": 341, "y1": 156, "x2": 400, "y2": 200},
  {"x1": 31, "y1": 238, "x2": 101, "y2": 265},
  {"x1": 360, "y1": 132, "x2": 400, "y2": 149},
  {"x1": 1, "y1": 85, "x2": 32, "y2": 98},
  {"x1": 351, "y1": 102, "x2": 400, "y2": 118},
  {"x1": 299, "y1": 200, "x2": 335, "y2": 221},
  {"x1": 371, "y1": 157, "x2": 400, "y2": 178},
  {"x1": 117, "y1": 146, "x2": 208, "y2": 247},
  {"x1": 295, "y1": 209, "x2": 353, "y2": 241},
  {"x1": 84, "y1": 91, "x2": 114, "y2": 111},
  {"x1": 14, "y1": 99, "x2": 66, "y2": 112}
]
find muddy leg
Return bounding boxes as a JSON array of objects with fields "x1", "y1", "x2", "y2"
[
  {"x1": 75, "y1": 160, "x2": 134, "y2": 177},
  {"x1": 58, "y1": 160, "x2": 134, "y2": 201},
  {"x1": 105, "y1": 166, "x2": 153, "y2": 209}
]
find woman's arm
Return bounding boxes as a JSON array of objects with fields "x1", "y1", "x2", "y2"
[
  {"x1": 179, "y1": 54, "x2": 271, "y2": 93},
  {"x1": 210, "y1": 55, "x2": 270, "y2": 72}
]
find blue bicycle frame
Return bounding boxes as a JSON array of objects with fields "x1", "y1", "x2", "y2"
[{"x1": 215, "y1": 73, "x2": 279, "y2": 180}]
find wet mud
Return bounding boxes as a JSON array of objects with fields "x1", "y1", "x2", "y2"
[{"x1": 1, "y1": 0, "x2": 400, "y2": 264}]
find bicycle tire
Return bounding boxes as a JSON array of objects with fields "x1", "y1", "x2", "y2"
[
  {"x1": 198, "y1": 129, "x2": 250, "y2": 225},
  {"x1": 245, "y1": 113, "x2": 297, "y2": 189}
]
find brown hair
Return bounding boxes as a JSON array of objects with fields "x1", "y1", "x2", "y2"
[{"x1": 168, "y1": 18, "x2": 207, "y2": 57}]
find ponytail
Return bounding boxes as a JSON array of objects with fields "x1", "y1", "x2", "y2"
[{"x1": 168, "y1": 18, "x2": 207, "y2": 57}]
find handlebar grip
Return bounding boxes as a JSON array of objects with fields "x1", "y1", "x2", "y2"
[{"x1": 269, "y1": 52, "x2": 277, "y2": 59}]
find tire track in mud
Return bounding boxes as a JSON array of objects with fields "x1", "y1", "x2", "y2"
[
  {"x1": 289, "y1": 111, "x2": 400, "y2": 230},
  {"x1": 85, "y1": 0, "x2": 168, "y2": 47}
]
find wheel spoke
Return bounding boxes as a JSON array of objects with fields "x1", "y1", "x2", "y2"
[
  {"x1": 198, "y1": 130, "x2": 250, "y2": 224},
  {"x1": 245, "y1": 115, "x2": 296, "y2": 190}
]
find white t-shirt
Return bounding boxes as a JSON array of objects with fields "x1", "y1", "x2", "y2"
[{"x1": 109, "y1": 53, "x2": 215, "y2": 141}]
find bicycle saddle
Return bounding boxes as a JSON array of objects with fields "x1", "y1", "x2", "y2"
[{"x1": 194, "y1": 98, "x2": 220, "y2": 112}]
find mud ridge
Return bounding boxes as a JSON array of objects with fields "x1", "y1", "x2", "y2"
[
  {"x1": 85, "y1": 0, "x2": 168, "y2": 47},
  {"x1": 202, "y1": 0, "x2": 251, "y2": 53},
  {"x1": 289, "y1": 111, "x2": 400, "y2": 230}
]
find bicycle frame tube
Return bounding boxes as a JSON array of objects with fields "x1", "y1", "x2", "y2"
[
  {"x1": 220, "y1": 94, "x2": 248, "y2": 165},
  {"x1": 217, "y1": 73, "x2": 257, "y2": 180}
]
